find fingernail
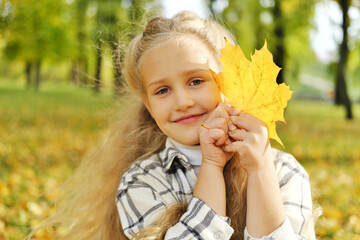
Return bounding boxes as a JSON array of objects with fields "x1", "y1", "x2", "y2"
[
  {"x1": 230, "y1": 125, "x2": 236, "y2": 131},
  {"x1": 233, "y1": 108, "x2": 241, "y2": 115}
]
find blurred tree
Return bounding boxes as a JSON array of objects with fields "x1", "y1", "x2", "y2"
[
  {"x1": 3, "y1": 0, "x2": 71, "y2": 90},
  {"x1": 206, "y1": 0, "x2": 219, "y2": 19},
  {"x1": 210, "y1": 0, "x2": 265, "y2": 49},
  {"x1": 0, "y1": 1, "x2": 11, "y2": 30},
  {"x1": 273, "y1": 0, "x2": 285, "y2": 84},
  {"x1": 271, "y1": 0, "x2": 316, "y2": 84},
  {"x1": 128, "y1": 0, "x2": 146, "y2": 38},
  {"x1": 334, "y1": 0, "x2": 353, "y2": 119},
  {"x1": 93, "y1": 0, "x2": 156, "y2": 95},
  {"x1": 0, "y1": 1, "x2": 11, "y2": 77},
  {"x1": 127, "y1": 0, "x2": 159, "y2": 37},
  {"x1": 71, "y1": 0, "x2": 91, "y2": 85},
  {"x1": 208, "y1": 0, "x2": 217, "y2": 17},
  {"x1": 93, "y1": 0, "x2": 125, "y2": 94},
  {"x1": 115, "y1": 0, "x2": 158, "y2": 94},
  {"x1": 218, "y1": 0, "x2": 316, "y2": 85},
  {"x1": 220, "y1": 1, "x2": 258, "y2": 55}
]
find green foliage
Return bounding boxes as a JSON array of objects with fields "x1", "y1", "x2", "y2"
[
  {"x1": 3, "y1": 0, "x2": 73, "y2": 62},
  {"x1": 95, "y1": 0, "x2": 127, "y2": 43},
  {"x1": 0, "y1": 83, "x2": 359, "y2": 239},
  {"x1": 0, "y1": 0, "x2": 358, "y2": 99},
  {"x1": 219, "y1": 0, "x2": 318, "y2": 85},
  {"x1": 0, "y1": 0, "x2": 160, "y2": 91}
]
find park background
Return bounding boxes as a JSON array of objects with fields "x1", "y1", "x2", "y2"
[{"x1": 0, "y1": 0, "x2": 359, "y2": 239}]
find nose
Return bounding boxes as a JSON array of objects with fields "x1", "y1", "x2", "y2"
[{"x1": 174, "y1": 87, "x2": 195, "y2": 111}]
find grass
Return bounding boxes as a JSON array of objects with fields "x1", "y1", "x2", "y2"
[
  {"x1": 0, "y1": 82, "x2": 359, "y2": 239},
  {"x1": 276, "y1": 101, "x2": 360, "y2": 239}
]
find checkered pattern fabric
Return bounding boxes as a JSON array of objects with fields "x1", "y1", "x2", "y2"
[{"x1": 116, "y1": 138, "x2": 315, "y2": 239}]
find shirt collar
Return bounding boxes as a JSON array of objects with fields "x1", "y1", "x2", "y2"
[{"x1": 159, "y1": 137, "x2": 200, "y2": 172}]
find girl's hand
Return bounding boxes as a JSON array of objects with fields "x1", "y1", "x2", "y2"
[
  {"x1": 222, "y1": 112, "x2": 274, "y2": 173},
  {"x1": 199, "y1": 103, "x2": 240, "y2": 169}
]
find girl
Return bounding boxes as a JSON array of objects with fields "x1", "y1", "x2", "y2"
[{"x1": 32, "y1": 11, "x2": 315, "y2": 240}]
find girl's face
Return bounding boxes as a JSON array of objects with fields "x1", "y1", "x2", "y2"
[{"x1": 141, "y1": 37, "x2": 222, "y2": 145}]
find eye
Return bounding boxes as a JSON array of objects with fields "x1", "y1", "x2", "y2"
[
  {"x1": 189, "y1": 79, "x2": 203, "y2": 86},
  {"x1": 155, "y1": 87, "x2": 170, "y2": 95}
]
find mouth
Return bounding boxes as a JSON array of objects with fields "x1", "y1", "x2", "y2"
[{"x1": 173, "y1": 113, "x2": 205, "y2": 124}]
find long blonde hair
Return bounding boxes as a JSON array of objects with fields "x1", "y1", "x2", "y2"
[{"x1": 30, "y1": 11, "x2": 248, "y2": 240}]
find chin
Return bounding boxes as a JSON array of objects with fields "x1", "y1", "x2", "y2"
[
  {"x1": 182, "y1": 138, "x2": 200, "y2": 146},
  {"x1": 173, "y1": 136, "x2": 200, "y2": 146}
]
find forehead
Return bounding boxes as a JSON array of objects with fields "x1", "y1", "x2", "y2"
[
  {"x1": 140, "y1": 37, "x2": 219, "y2": 85},
  {"x1": 143, "y1": 37, "x2": 214, "y2": 64}
]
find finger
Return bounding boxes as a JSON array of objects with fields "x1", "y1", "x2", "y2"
[
  {"x1": 201, "y1": 128, "x2": 226, "y2": 145},
  {"x1": 206, "y1": 103, "x2": 242, "y2": 133},
  {"x1": 202, "y1": 117, "x2": 228, "y2": 134},
  {"x1": 228, "y1": 128, "x2": 247, "y2": 141},
  {"x1": 222, "y1": 141, "x2": 246, "y2": 153},
  {"x1": 201, "y1": 118, "x2": 230, "y2": 146},
  {"x1": 214, "y1": 131, "x2": 229, "y2": 146},
  {"x1": 238, "y1": 112, "x2": 266, "y2": 126},
  {"x1": 215, "y1": 135, "x2": 229, "y2": 147},
  {"x1": 230, "y1": 114, "x2": 266, "y2": 132},
  {"x1": 229, "y1": 116, "x2": 253, "y2": 132},
  {"x1": 218, "y1": 102, "x2": 241, "y2": 116},
  {"x1": 207, "y1": 104, "x2": 230, "y2": 123},
  {"x1": 213, "y1": 103, "x2": 240, "y2": 131}
]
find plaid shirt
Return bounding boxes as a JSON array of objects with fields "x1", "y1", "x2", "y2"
[{"x1": 116, "y1": 138, "x2": 315, "y2": 240}]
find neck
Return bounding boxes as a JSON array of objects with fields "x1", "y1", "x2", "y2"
[{"x1": 168, "y1": 138, "x2": 202, "y2": 174}]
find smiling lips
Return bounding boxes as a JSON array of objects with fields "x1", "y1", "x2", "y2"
[{"x1": 173, "y1": 113, "x2": 205, "y2": 124}]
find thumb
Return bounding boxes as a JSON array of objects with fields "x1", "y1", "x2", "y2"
[{"x1": 201, "y1": 128, "x2": 225, "y2": 145}]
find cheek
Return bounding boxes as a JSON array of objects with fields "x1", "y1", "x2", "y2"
[
  {"x1": 209, "y1": 84, "x2": 222, "y2": 103},
  {"x1": 199, "y1": 89, "x2": 221, "y2": 111},
  {"x1": 147, "y1": 99, "x2": 169, "y2": 122}
]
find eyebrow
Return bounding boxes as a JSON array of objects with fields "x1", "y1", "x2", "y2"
[
  {"x1": 182, "y1": 68, "x2": 210, "y2": 76},
  {"x1": 146, "y1": 68, "x2": 210, "y2": 88}
]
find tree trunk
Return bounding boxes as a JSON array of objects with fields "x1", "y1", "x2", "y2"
[
  {"x1": 78, "y1": 46, "x2": 88, "y2": 85},
  {"x1": 273, "y1": 0, "x2": 285, "y2": 84},
  {"x1": 335, "y1": 0, "x2": 353, "y2": 119},
  {"x1": 34, "y1": 59, "x2": 41, "y2": 91},
  {"x1": 25, "y1": 61, "x2": 32, "y2": 89},
  {"x1": 76, "y1": 0, "x2": 89, "y2": 85},
  {"x1": 254, "y1": 1, "x2": 264, "y2": 50},
  {"x1": 94, "y1": 41, "x2": 102, "y2": 94},
  {"x1": 71, "y1": 61, "x2": 80, "y2": 85},
  {"x1": 110, "y1": 42, "x2": 124, "y2": 96},
  {"x1": 208, "y1": 0, "x2": 217, "y2": 19}
]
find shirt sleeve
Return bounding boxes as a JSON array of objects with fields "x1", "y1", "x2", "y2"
[
  {"x1": 116, "y1": 163, "x2": 234, "y2": 239},
  {"x1": 243, "y1": 151, "x2": 316, "y2": 240},
  {"x1": 165, "y1": 197, "x2": 234, "y2": 240}
]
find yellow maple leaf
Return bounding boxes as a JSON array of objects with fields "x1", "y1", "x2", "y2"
[{"x1": 211, "y1": 39, "x2": 293, "y2": 147}]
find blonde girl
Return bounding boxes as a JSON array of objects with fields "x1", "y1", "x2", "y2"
[{"x1": 32, "y1": 11, "x2": 315, "y2": 240}]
